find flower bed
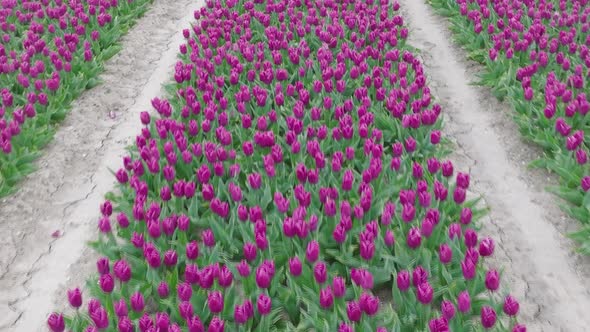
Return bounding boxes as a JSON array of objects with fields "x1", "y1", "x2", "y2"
[
  {"x1": 0, "y1": 0, "x2": 153, "y2": 197},
  {"x1": 48, "y1": 0, "x2": 526, "y2": 331},
  {"x1": 427, "y1": 0, "x2": 590, "y2": 252}
]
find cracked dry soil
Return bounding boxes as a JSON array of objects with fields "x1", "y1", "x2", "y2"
[
  {"x1": 0, "y1": 0, "x2": 202, "y2": 330},
  {"x1": 2, "y1": 0, "x2": 590, "y2": 331},
  {"x1": 398, "y1": 0, "x2": 590, "y2": 331}
]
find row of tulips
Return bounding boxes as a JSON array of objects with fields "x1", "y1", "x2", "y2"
[
  {"x1": 426, "y1": 0, "x2": 590, "y2": 252},
  {"x1": 48, "y1": 0, "x2": 527, "y2": 330},
  {"x1": 0, "y1": 0, "x2": 154, "y2": 197}
]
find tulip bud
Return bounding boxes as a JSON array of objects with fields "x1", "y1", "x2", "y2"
[
  {"x1": 114, "y1": 299, "x2": 128, "y2": 317},
  {"x1": 458, "y1": 291, "x2": 471, "y2": 313},
  {"x1": 208, "y1": 317, "x2": 225, "y2": 332},
  {"x1": 237, "y1": 260, "x2": 251, "y2": 277},
  {"x1": 346, "y1": 301, "x2": 362, "y2": 321},
  {"x1": 397, "y1": 270, "x2": 410, "y2": 291},
  {"x1": 441, "y1": 300, "x2": 455, "y2": 320},
  {"x1": 177, "y1": 282, "x2": 192, "y2": 301},
  {"x1": 416, "y1": 282, "x2": 433, "y2": 304},
  {"x1": 257, "y1": 294, "x2": 272, "y2": 315},
  {"x1": 359, "y1": 293, "x2": 379, "y2": 315},
  {"x1": 98, "y1": 273, "x2": 114, "y2": 293},
  {"x1": 481, "y1": 306, "x2": 497, "y2": 329},
  {"x1": 117, "y1": 316, "x2": 134, "y2": 332},
  {"x1": 485, "y1": 270, "x2": 500, "y2": 291},
  {"x1": 439, "y1": 243, "x2": 453, "y2": 264},
  {"x1": 130, "y1": 292, "x2": 145, "y2": 313},
  {"x1": 157, "y1": 281, "x2": 170, "y2": 298},
  {"x1": 113, "y1": 260, "x2": 131, "y2": 282},
  {"x1": 208, "y1": 291, "x2": 224, "y2": 313},
  {"x1": 67, "y1": 288, "x2": 82, "y2": 308},
  {"x1": 47, "y1": 313, "x2": 65, "y2": 332},
  {"x1": 306, "y1": 240, "x2": 320, "y2": 263},
  {"x1": 478, "y1": 237, "x2": 495, "y2": 256},
  {"x1": 319, "y1": 286, "x2": 334, "y2": 309},
  {"x1": 503, "y1": 295, "x2": 520, "y2": 316}
]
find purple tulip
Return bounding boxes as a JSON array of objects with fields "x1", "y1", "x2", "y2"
[
  {"x1": 164, "y1": 250, "x2": 178, "y2": 266},
  {"x1": 177, "y1": 282, "x2": 192, "y2": 301},
  {"x1": 359, "y1": 293, "x2": 379, "y2": 315},
  {"x1": 67, "y1": 288, "x2": 82, "y2": 308},
  {"x1": 155, "y1": 312, "x2": 170, "y2": 331},
  {"x1": 478, "y1": 237, "x2": 495, "y2": 256},
  {"x1": 208, "y1": 291, "x2": 224, "y2": 313},
  {"x1": 257, "y1": 294, "x2": 272, "y2": 315},
  {"x1": 202, "y1": 229, "x2": 216, "y2": 247},
  {"x1": 158, "y1": 281, "x2": 170, "y2": 298},
  {"x1": 458, "y1": 291, "x2": 471, "y2": 313},
  {"x1": 512, "y1": 324, "x2": 527, "y2": 332},
  {"x1": 481, "y1": 306, "x2": 497, "y2": 329},
  {"x1": 406, "y1": 227, "x2": 422, "y2": 249},
  {"x1": 306, "y1": 240, "x2": 320, "y2": 263},
  {"x1": 338, "y1": 323, "x2": 354, "y2": 332},
  {"x1": 346, "y1": 301, "x2": 362, "y2": 322},
  {"x1": 47, "y1": 313, "x2": 65, "y2": 332},
  {"x1": 314, "y1": 261, "x2": 328, "y2": 284},
  {"x1": 503, "y1": 295, "x2": 520, "y2": 316},
  {"x1": 179, "y1": 301, "x2": 194, "y2": 320},
  {"x1": 117, "y1": 317, "x2": 134, "y2": 332},
  {"x1": 208, "y1": 316, "x2": 225, "y2": 332},
  {"x1": 384, "y1": 230, "x2": 395, "y2": 246},
  {"x1": 441, "y1": 300, "x2": 455, "y2": 320},
  {"x1": 397, "y1": 270, "x2": 410, "y2": 291},
  {"x1": 255, "y1": 265, "x2": 271, "y2": 289},
  {"x1": 243, "y1": 242, "x2": 257, "y2": 261},
  {"x1": 90, "y1": 307, "x2": 109, "y2": 329},
  {"x1": 98, "y1": 273, "x2": 114, "y2": 293},
  {"x1": 130, "y1": 291, "x2": 145, "y2": 313},
  {"x1": 416, "y1": 282, "x2": 433, "y2": 304},
  {"x1": 113, "y1": 260, "x2": 131, "y2": 282},
  {"x1": 319, "y1": 286, "x2": 334, "y2": 309},
  {"x1": 186, "y1": 241, "x2": 200, "y2": 260},
  {"x1": 237, "y1": 260, "x2": 251, "y2": 277},
  {"x1": 114, "y1": 299, "x2": 128, "y2": 317},
  {"x1": 234, "y1": 305, "x2": 248, "y2": 324},
  {"x1": 485, "y1": 270, "x2": 500, "y2": 291},
  {"x1": 187, "y1": 315, "x2": 205, "y2": 332},
  {"x1": 439, "y1": 243, "x2": 453, "y2": 264},
  {"x1": 96, "y1": 257, "x2": 110, "y2": 275},
  {"x1": 464, "y1": 228, "x2": 478, "y2": 248}
]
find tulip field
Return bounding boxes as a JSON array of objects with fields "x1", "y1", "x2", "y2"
[
  {"x1": 427, "y1": 0, "x2": 590, "y2": 252},
  {"x1": 7, "y1": 0, "x2": 590, "y2": 331},
  {"x1": 37, "y1": 0, "x2": 535, "y2": 330},
  {"x1": 0, "y1": 0, "x2": 153, "y2": 197}
]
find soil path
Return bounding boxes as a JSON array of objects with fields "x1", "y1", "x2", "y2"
[
  {"x1": 399, "y1": 0, "x2": 590, "y2": 331},
  {"x1": 0, "y1": 0, "x2": 202, "y2": 330}
]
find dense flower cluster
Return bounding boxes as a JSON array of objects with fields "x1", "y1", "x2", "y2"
[
  {"x1": 49, "y1": 0, "x2": 525, "y2": 331},
  {"x1": 0, "y1": 0, "x2": 152, "y2": 197},
  {"x1": 428, "y1": 0, "x2": 590, "y2": 250}
]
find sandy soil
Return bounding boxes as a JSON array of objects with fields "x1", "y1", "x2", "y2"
[
  {"x1": 397, "y1": 0, "x2": 590, "y2": 330},
  {"x1": 0, "y1": 0, "x2": 203, "y2": 330}
]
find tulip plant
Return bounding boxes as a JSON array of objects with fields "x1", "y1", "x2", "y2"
[
  {"x1": 0, "y1": 0, "x2": 154, "y2": 197},
  {"x1": 427, "y1": 0, "x2": 590, "y2": 252},
  {"x1": 48, "y1": 0, "x2": 527, "y2": 331}
]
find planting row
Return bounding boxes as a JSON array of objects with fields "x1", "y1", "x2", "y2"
[
  {"x1": 48, "y1": 0, "x2": 526, "y2": 331},
  {"x1": 427, "y1": 0, "x2": 590, "y2": 252},
  {"x1": 0, "y1": 0, "x2": 154, "y2": 197}
]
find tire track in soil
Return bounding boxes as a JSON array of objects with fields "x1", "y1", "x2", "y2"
[
  {"x1": 398, "y1": 0, "x2": 590, "y2": 331},
  {"x1": 0, "y1": 0, "x2": 203, "y2": 330}
]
